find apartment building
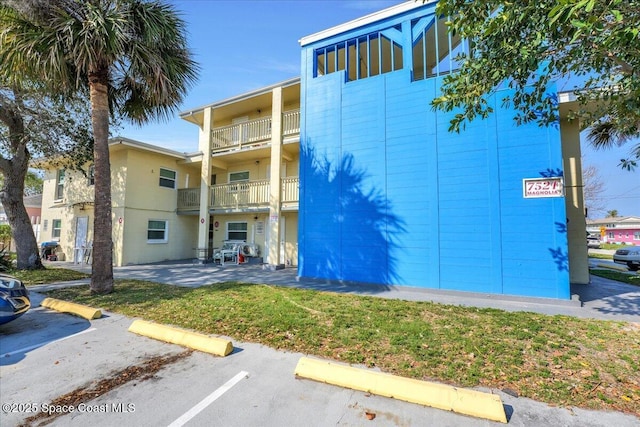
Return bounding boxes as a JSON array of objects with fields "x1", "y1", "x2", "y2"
[
  {"x1": 297, "y1": 1, "x2": 588, "y2": 299},
  {"x1": 179, "y1": 78, "x2": 301, "y2": 268},
  {"x1": 38, "y1": 1, "x2": 591, "y2": 299},
  {"x1": 39, "y1": 138, "x2": 200, "y2": 265},
  {"x1": 38, "y1": 78, "x2": 300, "y2": 269}
]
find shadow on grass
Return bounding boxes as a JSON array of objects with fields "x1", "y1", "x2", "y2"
[{"x1": 46, "y1": 279, "x2": 259, "y2": 303}]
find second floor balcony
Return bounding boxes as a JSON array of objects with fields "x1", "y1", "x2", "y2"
[
  {"x1": 177, "y1": 176, "x2": 299, "y2": 212},
  {"x1": 211, "y1": 109, "x2": 300, "y2": 154}
]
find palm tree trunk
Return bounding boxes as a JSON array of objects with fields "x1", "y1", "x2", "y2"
[{"x1": 89, "y1": 68, "x2": 114, "y2": 294}]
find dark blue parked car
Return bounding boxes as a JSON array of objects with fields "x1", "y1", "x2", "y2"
[{"x1": 0, "y1": 274, "x2": 30, "y2": 325}]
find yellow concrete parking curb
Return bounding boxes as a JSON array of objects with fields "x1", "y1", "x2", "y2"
[
  {"x1": 40, "y1": 297, "x2": 102, "y2": 320},
  {"x1": 596, "y1": 262, "x2": 629, "y2": 272},
  {"x1": 128, "y1": 319, "x2": 233, "y2": 357},
  {"x1": 295, "y1": 357, "x2": 507, "y2": 423}
]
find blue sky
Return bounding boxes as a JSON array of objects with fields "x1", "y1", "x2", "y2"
[{"x1": 120, "y1": 0, "x2": 639, "y2": 217}]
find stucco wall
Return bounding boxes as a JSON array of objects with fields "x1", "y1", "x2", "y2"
[
  {"x1": 118, "y1": 149, "x2": 200, "y2": 265},
  {"x1": 606, "y1": 229, "x2": 640, "y2": 245},
  {"x1": 282, "y1": 211, "x2": 298, "y2": 266},
  {"x1": 39, "y1": 167, "x2": 96, "y2": 261},
  {"x1": 39, "y1": 145, "x2": 201, "y2": 266}
]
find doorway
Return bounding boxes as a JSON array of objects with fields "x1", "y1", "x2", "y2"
[
  {"x1": 264, "y1": 215, "x2": 286, "y2": 265},
  {"x1": 74, "y1": 216, "x2": 89, "y2": 263}
]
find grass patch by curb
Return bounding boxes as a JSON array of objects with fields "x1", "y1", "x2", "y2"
[
  {"x1": 588, "y1": 253, "x2": 613, "y2": 260},
  {"x1": 44, "y1": 279, "x2": 640, "y2": 414},
  {"x1": 600, "y1": 244, "x2": 631, "y2": 251},
  {"x1": 10, "y1": 267, "x2": 90, "y2": 285}
]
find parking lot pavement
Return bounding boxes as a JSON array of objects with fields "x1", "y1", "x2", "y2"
[{"x1": 2, "y1": 292, "x2": 639, "y2": 427}]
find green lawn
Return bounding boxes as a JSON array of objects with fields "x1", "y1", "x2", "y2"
[
  {"x1": 10, "y1": 267, "x2": 90, "y2": 285},
  {"x1": 600, "y1": 243, "x2": 632, "y2": 250},
  {"x1": 588, "y1": 252, "x2": 613, "y2": 260},
  {"x1": 44, "y1": 279, "x2": 640, "y2": 414}
]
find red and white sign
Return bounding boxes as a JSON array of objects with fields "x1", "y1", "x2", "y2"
[{"x1": 523, "y1": 177, "x2": 564, "y2": 198}]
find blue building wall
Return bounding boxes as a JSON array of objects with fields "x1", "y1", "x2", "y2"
[{"x1": 299, "y1": 4, "x2": 570, "y2": 299}]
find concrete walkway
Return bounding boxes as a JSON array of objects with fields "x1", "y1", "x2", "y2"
[{"x1": 35, "y1": 260, "x2": 640, "y2": 323}]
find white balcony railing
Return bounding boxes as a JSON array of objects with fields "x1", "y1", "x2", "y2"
[
  {"x1": 177, "y1": 177, "x2": 299, "y2": 211},
  {"x1": 283, "y1": 109, "x2": 300, "y2": 137},
  {"x1": 210, "y1": 180, "x2": 270, "y2": 209},
  {"x1": 177, "y1": 188, "x2": 200, "y2": 209},
  {"x1": 210, "y1": 109, "x2": 300, "y2": 153},
  {"x1": 281, "y1": 176, "x2": 299, "y2": 203}
]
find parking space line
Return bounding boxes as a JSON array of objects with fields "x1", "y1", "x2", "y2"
[
  {"x1": 3, "y1": 328, "x2": 97, "y2": 358},
  {"x1": 167, "y1": 370, "x2": 249, "y2": 427}
]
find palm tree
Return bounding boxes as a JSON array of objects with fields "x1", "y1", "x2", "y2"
[
  {"x1": 0, "y1": 0, "x2": 198, "y2": 293},
  {"x1": 587, "y1": 118, "x2": 640, "y2": 171}
]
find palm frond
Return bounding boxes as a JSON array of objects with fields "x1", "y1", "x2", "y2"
[
  {"x1": 587, "y1": 120, "x2": 622, "y2": 149},
  {"x1": 1, "y1": 0, "x2": 199, "y2": 125}
]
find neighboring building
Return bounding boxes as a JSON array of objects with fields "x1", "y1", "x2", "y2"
[
  {"x1": 587, "y1": 216, "x2": 640, "y2": 245},
  {"x1": 24, "y1": 193, "x2": 42, "y2": 221},
  {"x1": 38, "y1": 138, "x2": 201, "y2": 265},
  {"x1": 24, "y1": 194, "x2": 42, "y2": 243},
  {"x1": 0, "y1": 194, "x2": 41, "y2": 225},
  {"x1": 0, "y1": 194, "x2": 42, "y2": 247},
  {"x1": 297, "y1": 1, "x2": 588, "y2": 299}
]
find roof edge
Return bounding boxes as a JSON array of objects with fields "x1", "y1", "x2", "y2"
[
  {"x1": 179, "y1": 76, "x2": 301, "y2": 118},
  {"x1": 109, "y1": 137, "x2": 188, "y2": 159},
  {"x1": 299, "y1": 0, "x2": 433, "y2": 46}
]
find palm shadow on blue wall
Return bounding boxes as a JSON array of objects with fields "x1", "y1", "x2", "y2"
[
  {"x1": 540, "y1": 169, "x2": 569, "y2": 272},
  {"x1": 300, "y1": 143, "x2": 406, "y2": 291}
]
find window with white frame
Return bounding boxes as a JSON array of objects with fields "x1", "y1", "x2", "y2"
[
  {"x1": 147, "y1": 220, "x2": 168, "y2": 243},
  {"x1": 229, "y1": 171, "x2": 249, "y2": 183},
  {"x1": 229, "y1": 171, "x2": 249, "y2": 192},
  {"x1": 226, "y1": 222, "x2": 247, "y2": 241},
  {"x1": 159, "y1": 168, "x2": 177, "y2": 189},
  {"x1": 52, "y1": 219, "x2": 62, "y2": 239},
  {"x1": 634, "y1": 231, "x2": 640, "y2": 240},
  {"x1": 608, "y1": 232, "x2": 614, "y2": 239},
  {"x1": 315, "y1": 25, "x2": 403, "y2": 81},
  {"x1": 55, "y1": 169, "x2": 65, "y2": 200}
]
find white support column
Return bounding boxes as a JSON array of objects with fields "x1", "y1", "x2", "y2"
[
  {"x1": 267, "y1": 87, "x2": 284, "y2": 269},
  {"x1": 197, "y1": 107, "x2": 213, "y2": 262},
  {"x1": 562, "y1": 119, "x2": 589, "y2": 285}
]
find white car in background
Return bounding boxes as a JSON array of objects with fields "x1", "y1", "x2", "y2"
[
  {"x1": 587, "y1": 236, "x2": 601, "y2": 249},
  {"x1": 613, "y1": 246, "x2": 640, "y2": 271}
]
